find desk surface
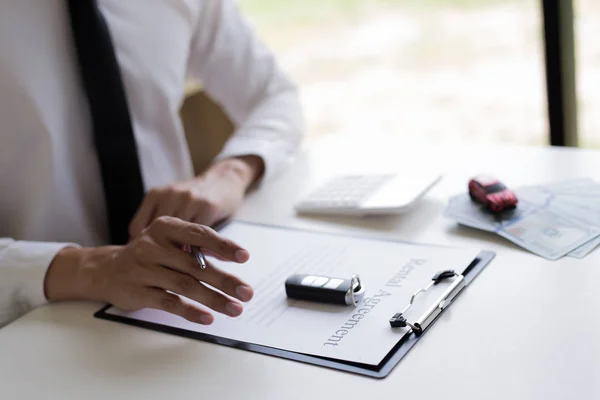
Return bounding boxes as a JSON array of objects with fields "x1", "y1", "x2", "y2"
[{"x1": 1, "y1": 134, "x2": 599, "y2": 399}]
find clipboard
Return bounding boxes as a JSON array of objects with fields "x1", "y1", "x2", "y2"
[{"x1": 95, "y1": 222, "x2": 495, "y2": 379}]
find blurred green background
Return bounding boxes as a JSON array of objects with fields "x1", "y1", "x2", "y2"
[{"x1": 238, "y1": 0, "x2": 600, "y2": 148}]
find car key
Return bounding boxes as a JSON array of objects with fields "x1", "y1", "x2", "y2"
[{"x1": 285, "y1": 274, "x2": 365, "y2": 306}]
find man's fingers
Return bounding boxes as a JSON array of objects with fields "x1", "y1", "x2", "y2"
[
  {"x1": 128, "y1": 192, "x2": 159, "y2": 238},
  {"x1": 142, "y1": 288, "x2": 214, "y2": 324},
  {"x1": 191, "y1": 199, "x2": 223, "y2": 227},
  {"x1": 176, "y1": 197, "x2": 198, "y2": 222},
  {"x1": 140, "y1": 241, "x2": 199, "y2": 276},
  {"x1": 153, "y1": 192, "x2": 179, "y2": 221},
  {"x1": 143, "y1": 243, "x2": 253, "y2": 303},
  {"x1": 192, "y1": 211, "x2": 225, "y2": 230},
  {"x1": 197, "y1": 260, "x2": 254, "y2": 302},
  {"x1": 200, "y1": 248, "x2": 229, "y2": 262},
  {"x1": 145, "y1": 264, "x2": 245, "y2": 317},
  {"x1": 149, "y1": 217, "x2": 249, "y2": 263}
]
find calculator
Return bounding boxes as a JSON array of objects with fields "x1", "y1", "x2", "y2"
[{"x1": 294, "y1": 172, "x2": 442, "y2": 216}]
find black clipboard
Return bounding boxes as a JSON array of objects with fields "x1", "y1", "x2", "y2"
[{"x1": 94, "y1": 222, "x2": 495, "y2": 379}]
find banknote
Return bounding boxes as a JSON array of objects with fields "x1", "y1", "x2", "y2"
[
  {"x1": 444, "y1": 194, "x2": 496, "y2": 232},
  {"x1": 520, "y1": 178, "x2": 599, "y2": 201},
  {"x1": 569, "y1": 236, "x2": 600, "y2": 259},
  {"x1": 516, "y1": 186, "x2": 600, "y2": 258},
  {"x1": 547, "y1": 183, "x2": 600, "y2": 197},
  {"x1": 445, "y1": 183, "x2": 600, "y2": 260},
  {"x1": 536, "y1": 178, "x2": 594, "y2": 190},
  {"x1": 445, "y1": 193, "x2": 536, "y2": 231},
  {"x1": 496, "y1": 205, "x2": 600, "y2": 260}
]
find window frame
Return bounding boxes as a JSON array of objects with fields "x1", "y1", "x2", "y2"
[{"x1": 542, "y1": 0, "x2": 578, "y2": 146}]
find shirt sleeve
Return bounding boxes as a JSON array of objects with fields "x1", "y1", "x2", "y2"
[
  {"x1": 186, "y1": 0, "x2": 305, "y2": 182},
  {"x1": 0, "y1": 239, "x2": 73, "y2": 328}
]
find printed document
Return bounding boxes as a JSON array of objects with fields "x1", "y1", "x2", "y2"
[{"x1": 106, "y1": 221, "x2": 481, "y2": 365}]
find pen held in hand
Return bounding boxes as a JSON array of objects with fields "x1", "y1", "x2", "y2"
[{"x1": 191, "y1": 246, "x2": 207, "y2": 269}]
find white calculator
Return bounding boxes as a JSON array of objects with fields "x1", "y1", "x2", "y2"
[{"x1": 294, "y1": 172, "x2": 442, "y2": 216}]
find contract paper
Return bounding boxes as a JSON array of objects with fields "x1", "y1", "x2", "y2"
[{"x1": 106, "y1": 221, "x2": 480, "y2": 366}]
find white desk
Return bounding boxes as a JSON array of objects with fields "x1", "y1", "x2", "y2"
[{"x1": 1, "y1": 134, "x2": 599, "y2": 399}]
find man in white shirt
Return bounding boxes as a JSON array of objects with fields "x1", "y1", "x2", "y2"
[{"x1": 0, "y1": 0, "x2": 303, "y2": 327}]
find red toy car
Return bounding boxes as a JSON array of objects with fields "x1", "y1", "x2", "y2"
[{"x1": 468, "y1": 176, "x2": 518, "y2": 213}]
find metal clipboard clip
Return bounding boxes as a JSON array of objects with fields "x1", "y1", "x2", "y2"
[{"x1": 389, "y1": 270, "x2": 466, "y2": 336}]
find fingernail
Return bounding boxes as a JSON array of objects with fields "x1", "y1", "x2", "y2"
[
  {"x1": 226, "y1": 301, "x2": 243, "y2": 317},
  {"x1": 235, "y1": 249, "x2": 249, "y2": 262},
  {"x1": 194, "y1": 314, "x2": 213, "y2": 325},
  {"x1": 236, "y1": 285, "x2": 254, "y2": 302}
]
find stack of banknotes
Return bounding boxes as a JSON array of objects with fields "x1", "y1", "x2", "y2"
[{"x1": 444, "y1": 178, "x2": 600, "y2": 260}]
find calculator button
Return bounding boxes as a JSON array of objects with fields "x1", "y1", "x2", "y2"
[{"x1": 298, "y1": 174, "x2": 395, "y2": 210}]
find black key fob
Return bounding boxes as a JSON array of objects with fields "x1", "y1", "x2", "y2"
[{"x1": 285, "y1": 274, "x2": 365, "y2": 306}]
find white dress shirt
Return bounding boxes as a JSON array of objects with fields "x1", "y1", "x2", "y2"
[{"x1": 0, "y1": 0, "x2": 303, "y2": 327}]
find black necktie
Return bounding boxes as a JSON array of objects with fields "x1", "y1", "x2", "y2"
[{"x1": 66, "y1": 0, "x2": 145, "y2": 245}]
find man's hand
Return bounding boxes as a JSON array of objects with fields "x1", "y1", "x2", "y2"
[
  {"x1": 128, "y1": 156, "x2": 264, "y2": 238},
  {"x1": 45, "y1": 217, "x2": 254, "y2": 324}
]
